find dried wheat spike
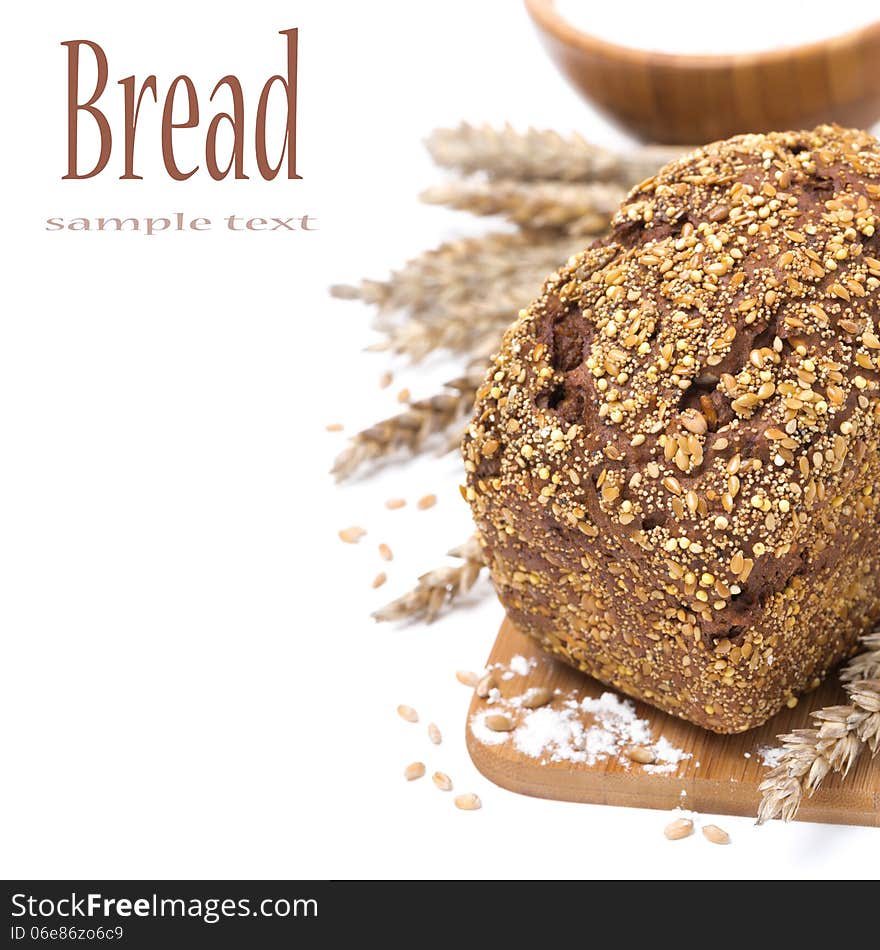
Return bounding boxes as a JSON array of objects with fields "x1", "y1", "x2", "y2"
[
  {"x1": 373, "y1": 536, "x2": 486, "y2": 624},
  {"x1": 624, "y1": 145, "x2": 696, "y2": 186},
  {"x1": 420, "y1": 179, "x2": 625, "y2": 235},
  {"x1": 839, "y1": 632, "x2": 880, "y2": 683},
  {"x1": 369, "y1": 288, "x2": 541, "y2": 362},
  {"x1": 425, "y1": 123, "x2": 687, "y2": 185},
  {"x1": 360, "y1": 236, "x2": 582, "y2": 362},
  {"x1": 330, "y1": 232, "x2": 541, "y2": 314},
  {"x1": 330, "y1": 231, "x2": 577, "y2": 323},
  {"x1": 331, "y1": 365, "x2": 486, "y2": 481},
  {"x1": 756, "y1": 634, "x2": 880, "y2": 824}
]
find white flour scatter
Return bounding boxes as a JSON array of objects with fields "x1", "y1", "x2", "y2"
[
  {"x1": 496, "y1": 654, "x2": 538, "y2": 680},
  {"x1": 555, "y1": 0, "x2": 878, "y2": 55},
  {"x1": 644, "y1": 737, "x2": 692, "y2": 774},
  {"x1": 470, "y1": 709, "x2": 512, "y2": 746},
  {"x1": 758, "y1": 746, "x2": 785, "y2": 768},
  {"x1": 508, "y1": 654, "x2": 534, "y2": 677},
  {"x1": 471, "y1": 683, "x2": 690, "y2": 771}
]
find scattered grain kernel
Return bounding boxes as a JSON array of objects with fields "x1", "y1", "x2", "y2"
[
  {"x1": 432, "y1": 771, "x2": 453, "y2": 791},
  {"x1": 379, "y1": 371, "x2": 393, "y2": 389},
  {"x1": 427, "y1": 722, "x2": 442, "y2": 745},
  {"x1": 397, "y1": 704, "x2": 418, "y2": 723},
  {"x1": 372, "y1": 572, "x2": 387, "y2": 589},
  {"x1": 702, "y1": 824, "x2": 731, "y2": 845},
  {"x1": 404, "y1": 762, "x2": 425, "y2": 782},
  {"x1": 625, "y1": 745, "x2": 656, "y2": 765},
  {"x1": 454, "y1": 793, "x2": 482, "y2": 811},
  {"x1": 456, "y1": 670, "x2": 480, "y2": 687},
  {"x1": 485, "y1": 714, "x2": 514, "y2": 732},
  {"x1": 325, "y1": 423, "x2": 343, "y2": 432},
  {"x1": 378, "y1": 543, "x2": 393, "y2": 562},
  {"x1": 476, "y1": 673, "x2": 496, "y2": 698},
  {"x1": 417, "y1": 494, "x2": 437, "y2": 510},
  {"x1": 664, "y1": 817, "x2": 694, "y2": 840},
  {"x1": 339, "y1": 526, "x2": 366, "y2": 544},
  {"x1": 520, "y1": 687, "x2": 554, "y2": 709},
  {"x1": 385, "y1": 497, "x2": 406, "y2": 510},
  {"x1": 396, "y1": 387, "x2": 411, "y2": 403}
]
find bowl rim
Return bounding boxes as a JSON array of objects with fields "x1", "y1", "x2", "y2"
[{"x1": 525, "y1": 0, "x2": 880, "y2": 69}]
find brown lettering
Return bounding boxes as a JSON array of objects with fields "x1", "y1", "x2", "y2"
[
  {"x1": 161, "y1": 76, "x2": 199, "y2": 181},
  {"x1": 206, "y1": 76, "x2": 248, "y2": 180},
  {"x1": 62, "y1": 29, "x2": 301, "y2": 182},
  {"x1": 118, "y1": 76, "x2": 158, "y2": 180},
  {"x1": 255, "y1": 29, "x2": 300, "y2": 180},
  {"x1": 62, "y1": 40, "x2": 112, "y2": 179}
]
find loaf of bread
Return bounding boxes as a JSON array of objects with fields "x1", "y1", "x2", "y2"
[{"x1": 463, "y1": 125, "x2": 880, "y2": 733}]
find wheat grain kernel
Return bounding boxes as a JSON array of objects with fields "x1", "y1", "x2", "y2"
[
  {"x1": 664, "y1": 818, "x2": 694, "y2": 840},
  {"x1": 404, "y1": 762, "x2": 425, "y2": 781},
  {"x1": 417, "y1": 493, "x2": 438, "y2": 510},
  {"x1": 378, "y1": 543, "x2": 393, "y2": 562},
  {"x1": 485, "y1": 714, "x2": 514, "y2": 732},
  {"x1": 625, "y1": 745, "x2": 657, "y2": 764},
  {"x1": 338, "y1": 526, "x2": 366, "y2": 544},
  {"x1": 432, "y1": 771, "x2": 453, "y2": 791},
  {"x1": 456, "y1": 670, "x2": 480, "y2": 687},
  {"x1": 371, "y1": 572, "x2": 387, "y2": 589},
  {"x1": 702, "y1": 824, "x2": 731, "y2": 845},
  {"x1": 476, "y1": 673, "x2": 496, "y2": 698},
  {"x1": 397, "y1": 704, "x2": 418, "y2": 723},
  {"x1": 427, "y1": 722, "x2": 442, "y2": 745},
  {"x1": 521, "y1": 687, "x2": 554, "y2": 709},
  {"x1": 454, "y1": 793, "x2": 481, "y2": 811}
]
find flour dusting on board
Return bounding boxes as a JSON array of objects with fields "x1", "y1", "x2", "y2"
[
  {"x1": 758, "y1": 745, "x2": 786, "y2": 769},
  {"x1": 470, "y1": 659, "x2": 691, "y2": 773},
  {"x1": 497, "y1": 654, "x2": 537, "y2": 680}
]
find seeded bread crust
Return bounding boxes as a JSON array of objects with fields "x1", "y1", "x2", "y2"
[{"x1": 462, "y1": 125, "x2": 880, "y2": 733}]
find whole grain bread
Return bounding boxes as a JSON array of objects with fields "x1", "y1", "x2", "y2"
[{"x1": 462, "y1": 125, "x2": 880, "y2": 733}]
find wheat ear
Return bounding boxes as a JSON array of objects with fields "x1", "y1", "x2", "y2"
[
  {"x1": 373, "y1": 537, "x2": 486, "y2": 624},
  {"x1": 756, "y1": 633, "x2": 880, "y2": 824},
  {"x1": 330, "y1": 365, "x2": 486, "y2": 481}
]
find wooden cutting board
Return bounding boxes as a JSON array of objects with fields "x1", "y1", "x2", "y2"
[{"x1": 466, "y1": 618, "x2": 879, "y2": 826}]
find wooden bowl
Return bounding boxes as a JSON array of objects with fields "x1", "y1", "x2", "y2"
[{"x1": 525, "y1": 0, "x2": 880, "y2": 144}]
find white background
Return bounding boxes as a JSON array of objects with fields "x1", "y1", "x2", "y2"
[{"x1": 2, "y1": 0, "x2": 877, "y2": 881}]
